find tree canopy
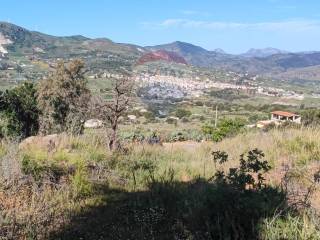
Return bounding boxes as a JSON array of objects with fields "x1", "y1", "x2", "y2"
[
  {"x1": 0, "y1": 82, "x2": 39, "y2": 138},
  {"x1": 37, "y1": 59, "x2": 91, "y2": 135}
]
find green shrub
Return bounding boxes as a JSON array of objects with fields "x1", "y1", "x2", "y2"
[
  {"x1": 181, "y1": 117, "x2": 189, "y2": 123},
  {"x1": 143, "y1": 149, "x2": 286, "y2": 239},
  {"x1": 302, "y1": 109, "x2": 320, "y2": 126},
  {"x1": 21, "y1": 155, "x2": 46, "y2": 181},
  {"x1": 115, "y1": 149, "x2": 158, "y2": 189},
  {"x1": 164, "y1": 129, "x2": 204, "y2": 142},
  {"x1": 168, "y1": 131, "x2": 187, "y2": 142},
  {"x1": 186, "y1": 129, "x2": 204, "y2": 142},
  {"x1": 143, "y1": 111, "x2": 155, "y2": 121},
  {"x1": 87, "y1": 149, "x2": 107, "y2": 162},
  {"x1": 175, "y1": 109, "x2": 192, "y2": 119},
  {"x1": 202, "y1": 118, "x2": 246, "y2": 142},
  {"x1": 21, "y1": 154, "x2": 67, "y2": 182},
  {"x1": 120, "y1": 130, "x2": 145, "y2": 142},
  {"x1": 248, "y1": 113, "x2": 269, "y2": 124},
  {"x1": 0, "y1": 82, "x2": 39, "y2": 138}
]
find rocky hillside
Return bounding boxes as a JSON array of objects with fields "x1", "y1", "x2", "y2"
[
  {"x1": 137, "y1": 50, "x2": 187, "y2": 65},
  {"x1": 0, "y1": 22, "x2": 142, "y2": 58}
]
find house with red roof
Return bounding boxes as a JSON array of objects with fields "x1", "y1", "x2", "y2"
[
  {"x1": 270, "y1": 111, "x2": 301, "y2": 124},
  {"x1": 257, "y1": 111, "x2": 301, "y2": 128}
]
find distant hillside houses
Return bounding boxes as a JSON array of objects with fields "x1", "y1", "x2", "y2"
[{"x1": 135, "y1": 73, "x2": 304, "y2": 100}]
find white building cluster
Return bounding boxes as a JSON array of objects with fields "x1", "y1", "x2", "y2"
[{"x1": 135, "y1": 73, "x2": 304, "y2": 100}]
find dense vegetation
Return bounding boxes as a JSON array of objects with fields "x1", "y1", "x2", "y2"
[{"x1": 0, "y1": 82, "x2": 39, "y2": 138}]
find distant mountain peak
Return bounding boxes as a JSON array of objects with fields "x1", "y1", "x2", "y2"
[
  {"x1": 0, "y1": 21, "x2": 25, "y2": 29},
  {"x1": 213, "y1": 48, "x2": 226, "y2": 54},
  {"x1": 64, "y1": 35, "x2": 90, "y2": 41},
  {"x1": 241, "y1": 47, "x2": 289, "y2": 58},
  {"x1": 146, "y1": 41, "x2": 208, "y2": 55}
]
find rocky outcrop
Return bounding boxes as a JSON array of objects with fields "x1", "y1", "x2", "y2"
[
  {"x1": 84, "y1": 119, "x2": 103, "y2": 128},
  {"x1": 19, "y1": 134, "x2": 61, "y2": 151},
  {"x1": 137, "y1": 50, "x2": 187, "y2": 65}
]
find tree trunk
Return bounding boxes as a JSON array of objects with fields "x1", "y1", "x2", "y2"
[{"x1": 109, "y1": 119, "x2": 118, "y2": 150}]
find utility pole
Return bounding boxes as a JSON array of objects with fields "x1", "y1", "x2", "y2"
[{"x1": 215, "y1": 105, "x2": 218, "y2": 128}]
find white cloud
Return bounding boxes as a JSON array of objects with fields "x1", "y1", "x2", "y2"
[{"x1": 143, "y1": 19, "x2": 320, "y2": 32}]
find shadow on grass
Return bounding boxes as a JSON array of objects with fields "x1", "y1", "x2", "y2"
[{"x1": 49, "y1": 178, "x2": 287, "y2": 240}]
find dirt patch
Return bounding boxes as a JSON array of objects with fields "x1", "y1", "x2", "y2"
[{"x1": 0, "y1": 33, "x2": 12, "y2": 54}]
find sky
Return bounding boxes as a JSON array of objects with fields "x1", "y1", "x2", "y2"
[{"x1": 1, "y1": 0, "x2": 320, "y2": 53}]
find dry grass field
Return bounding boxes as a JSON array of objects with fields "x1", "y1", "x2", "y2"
[{"x1": 1, "y1": 127, "x2": 320, "y2": 239}]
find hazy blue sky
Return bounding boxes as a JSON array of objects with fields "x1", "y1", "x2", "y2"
[{"x1": 2, "y1": 0, "x2": 320, "y2": 53}]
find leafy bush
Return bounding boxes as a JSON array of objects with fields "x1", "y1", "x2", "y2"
[
  {"x1": 175, "y1": 108, "x2": 192, "y2": 119},
  {"x1": 212, "y1": 148, "x2": 271, "y2": 189},
  {"x1": 202, "y1": 118, "x2": 246, "y2": 142},
  {"x1": 201, "y1": 149, "x2": 285, "y2": 238},
  {"x1": 302, "y1": 109, "x2": 320, "y2": 126},
  {"x1": 168, "y1": 131, "x2": 186, "y2": 142},
  {"x1": 0, "y1": 82, "x2": 39, "y2": 138}
]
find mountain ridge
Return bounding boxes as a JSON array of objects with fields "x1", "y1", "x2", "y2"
[
  {"x1": 2, "y1": 22, "x2": 320, "y2": 80},
  {"x1": 241, "y1": 47, "x2": 290, "y2": 58}
]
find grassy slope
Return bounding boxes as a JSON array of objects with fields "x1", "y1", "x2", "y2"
[{"x1": 1, "y1": 127, "x2": 320, "y2": 239}]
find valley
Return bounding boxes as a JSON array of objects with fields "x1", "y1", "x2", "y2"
[
  {"x1": 1, "y1": 22, "x2": 320, "y2": 95},
  {"x1": 1, "y1": 19, "x2": 320, "y2": 240}
]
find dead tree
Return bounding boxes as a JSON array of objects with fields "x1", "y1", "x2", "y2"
[{"x1": 91, "y1": 74, "x2": 133, "y2": 150}]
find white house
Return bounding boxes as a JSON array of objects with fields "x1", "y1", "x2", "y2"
[
  {"x1": 257, "y1": 111, "x2": 301, "y2": 128},
  {"x1": 271, "y1": 111, "x2": 301, "y2": 124}
]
